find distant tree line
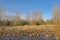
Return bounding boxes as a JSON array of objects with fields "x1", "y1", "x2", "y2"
[{"x1": 0, "y1": 4, "x2": 60, "y2": 26}]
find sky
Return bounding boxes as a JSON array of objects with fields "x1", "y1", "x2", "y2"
[{"x1": 0, "y1": 0, "x2": 60, "y2": 20}]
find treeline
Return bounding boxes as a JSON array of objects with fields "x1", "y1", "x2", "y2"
[
  {"x1": 0, "y1": 9, "x2": 44, "y2": 26},
  {"x1": 0, "y1": 4, "x2": 60, "y2": 26}
]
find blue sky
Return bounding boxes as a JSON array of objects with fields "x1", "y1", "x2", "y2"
[{"x1": 0, "y1": 0, "x2": 60, "y2": 20}]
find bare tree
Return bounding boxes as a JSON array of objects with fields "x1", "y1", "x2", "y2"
[
  {"x1": 38, "y1": 11, "x2": 43, "y2": 20},
  {"x1": 13, "y1": 11, "x2": 20, "y2": 26},
  {"x1": 25, "y1": 11, "x2": 31, "y2": 22},
  {"x1": 38, "y1": 11, "x2": 44, "y2": 25},
  {"x1": 0, "y1": 6, "x2": 6, "y2": 20},
  {"x1": 32, "y1": 10, "x2": 39, "y2": 21},
  {"x1": 52, "y1": 4, "x2": 60, "y2": 24},
  {"x1": 52, "y1": 4, "x2": 60, "y2": 40},
  {"x1": 30, "y1": 10, "x2": 43, "y2": 25},
  {"x1": 0, "y1": 6, "x2": 8, "y2": 26}
]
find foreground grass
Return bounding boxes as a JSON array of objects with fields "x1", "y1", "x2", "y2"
[{"x1": 0, "y1": 25, "x2": 60, "y2": 40}]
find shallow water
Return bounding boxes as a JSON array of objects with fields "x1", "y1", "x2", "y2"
[{"x1": 0, "y1": 36, "x2": 56, "y2": 40}]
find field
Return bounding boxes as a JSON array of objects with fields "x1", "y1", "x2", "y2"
[{"x1": 0, "y1": 25, "x2": 55, "y2": 31}]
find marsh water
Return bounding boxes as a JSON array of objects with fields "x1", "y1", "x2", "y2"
[{"x1": 0, "y1": 36, "x2": 56, "y2": 40}]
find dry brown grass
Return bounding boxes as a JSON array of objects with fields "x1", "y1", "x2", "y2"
[
  {"x1": 0, "y1": 25, "x2": 55, "y2": 30},
  {"x1": 0, "y1": 25, "x2": 60, "y2": 38}
]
